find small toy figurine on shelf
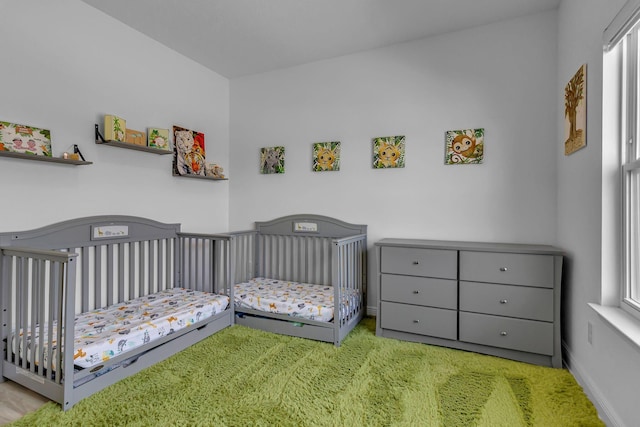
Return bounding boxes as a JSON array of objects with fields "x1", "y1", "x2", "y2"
[
  {"x1": 205, "y1": 162, "x2": 225, "y2": 179},
  {"x1": 62, "y1": 152, "x2": 80, "y2": 160},
  {"x1": 62, "y1": 144, "x2": 85, "y2": 161}
]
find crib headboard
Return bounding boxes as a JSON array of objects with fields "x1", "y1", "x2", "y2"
[
  {"x1": 0, "y1": 215, "x2": 180, "y2": 250},
  {"x1": 232, "y1": 214, "x2": 367, "y2": 285},
  {"x1": 255, "y1": 214, "x2": 367, "y2": 238}
]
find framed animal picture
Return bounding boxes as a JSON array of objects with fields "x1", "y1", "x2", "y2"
[
  {"x1": 173, "y1": 125, "x2": 206, "y2": 176},
  {"x1": 313, "y1": 141, "x2": 340, "y2": 172},
  {"x1": 373, "y1": 135, "x2": 405, "y2": 168},
  {"x1": 445, "y1": 128, "x2": 484, "y2": 165},
  {"x1": 260, "y1": 146, "x2": 285, "y2": 174}
]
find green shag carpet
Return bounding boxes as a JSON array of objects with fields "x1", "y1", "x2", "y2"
[{"x1": 12, "y1": 318, "x2": 602, "y2": 426}]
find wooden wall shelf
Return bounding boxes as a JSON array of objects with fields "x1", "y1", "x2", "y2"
[
  {"x1": 95, "y1": 124, "x2": 172, "y2": 155},
  {"x1": 0, "y1": 150, "x2": 92, "y2": 165},
  {"x1": 95, "y1": 139, "x2": 172, "y2": 155},
  {"x1": 172, "y1": 172, "x2": 227, "y2": 181}
]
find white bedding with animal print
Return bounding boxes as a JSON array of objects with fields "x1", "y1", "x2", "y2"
[
  {"x1": 235, "y1": 278, "x2": 358, "y2": 322},
  {"x1": 12, "y1": 288, "x2": 229, "y2": 370}
]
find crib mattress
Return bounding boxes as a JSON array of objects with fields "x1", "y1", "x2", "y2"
[
  {"x1": 13, "y1": 287, "x2": 229, "y2": 369},
  {"x1": 234, "y1": 278, "x2": 335, "y2": 322}
]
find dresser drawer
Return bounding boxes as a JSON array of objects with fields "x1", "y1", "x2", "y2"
[
  {"x1": 380, "y1": 301, "x2": 457, "y2": 340},
  {"x1": 460, "y1": 251, "x2": 554, "y2": 288},
  {"x1": 381, "y1": 246, "x2": 457, "y2": 279},
  {"x1": 459, "y1": 281, "x2": 553, "y2": 321},
  {"x1": 459, "y1": 312, "x2": 553, "y2": 355},
  {"x1": 381, "y1": 274, "x2": 457, "y2": 309}
]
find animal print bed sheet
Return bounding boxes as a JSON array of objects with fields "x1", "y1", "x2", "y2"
[
  {"x1": 234, "y1": 278, "x2": 361, "y2": 322},
  {"x1": 12, "y1": 288, "x2": 229, "y2": 370}
]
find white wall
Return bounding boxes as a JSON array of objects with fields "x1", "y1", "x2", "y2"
[
  {"x1": 557, "y1": 1, "x2": 640, "y2": 426},
  {"x1": 0, "y1": 0, "x2": 229, "y2": 233},
  {"x1": 230, "y1": 11, "x2": 559, "y2": 311}
]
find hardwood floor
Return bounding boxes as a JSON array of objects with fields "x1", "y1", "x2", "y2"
[{"x1": 0, "y1": 380, "x2": 49, "y2": 425}]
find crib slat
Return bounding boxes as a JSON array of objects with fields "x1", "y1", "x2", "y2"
[
  {"x1": 107, "y1": 244, "x2": 115, "y2": 305},
  {"x1": 55, "y1": 261, "x2": 65, "y2": 384},
  {"x1": 285, "y1": 236, "x2": 296, "y2": 277},
  {"x1": 165, "y1": 238, "x2": 172, "y2": 290},
  {"x1": 80, "y1": 247, "x2": 89, "y2": 312},
  {"x1": 47, "y1": 261, "x2": 57, "y2": 381},
  {"x1": 8, "y1": 257, "x2": 18, "y2": 366},
  {"x1": 62, "y1": 256, "x2": 76, "y2": 398},
  {"x1": 95, "y1": 245, "x2": 103, "y2": 309},
  {"x1": 140, "y1": 241, "x2": 147, "y2": 294},
  {"x1": 159, "y1": 239, "x2": 164, "y2": 290},
  {"x1": 199, "y1": 237, "x2": 205, "y2": 292},
  {"x1": 272, "y1": 236, "x2": 278, "y2": 278},
  {"x1": 195, "y1": 237, "x2": 202, "y2": 286},
  {"x1": 19, "y1": 258, "x2": 28, "y2": 370},
  {"x1": 211, "y1": 237, "x2": 216, "y2": 292},
  {"x1": 1, "y1": 254, "x2": 12, "y2": 362},
  {"x1": 297, "y1": 237, "x2": 305, "y2": 283},
  {"x1": 28, "y1": 259, "x2": 38, "y2": 373},
  {"x1": 126, "y1": 242, "x2": 134, "y2": 298},
  {"x1": 208, "y1": 237, "x2": 213, "y2": 292},
  {"x1": 36, "y1": 259, "x2": 47, "y2": 375},
  {"x1": 257, "y1": 234, "x2": 263, "y2": 278},
  {"x1": 183, "y1": 236, "x2": 189, "y2": 288},
  {"x1": 156, "y1": 240, "x2": 161, "y2": 291},
  {"x1": 117, "y1": 243, "x2": 124, "y2": 302}
]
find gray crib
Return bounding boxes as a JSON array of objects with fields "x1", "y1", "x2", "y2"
[
  {"x1": 230, "y1": 214, "x2": 367, "y2": 346},
  {"x1": 0, "y1": 216, "x2": 234, "y2": 411}
]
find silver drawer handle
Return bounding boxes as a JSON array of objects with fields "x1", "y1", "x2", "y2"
[
  {"x1": 413, "y1": 261, "x2": 420, "y2": 265},
  {"x1": 413, "y1": 319, "x2": 420, "y2": 323},
  {"x1": 413, "y1": 290, "x2": 420, "y2": 294},
  {"x1": 499, "y1": 267, "x2": 508, "y2": 272},
  {"x1": 500, "y1": 299, "x2": 508, "y2": 304},
  {"x1": 500, "y1": 331, "x2": 508, "y2": 336}
]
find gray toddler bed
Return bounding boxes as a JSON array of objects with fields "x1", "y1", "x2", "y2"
[
  {"x1": 0, "y1": 215, "x2": 234, "y2": 411},
  {"x1": 230, "y1": 214, "x2": 367, "y2": 346}
]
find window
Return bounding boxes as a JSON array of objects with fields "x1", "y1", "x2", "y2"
[
  {"x1": 605, "y1": 0, "x2": 640, "y2": 319},
  {"x1": 621, "y1": 21, "x2": 640, "y2": 319}
]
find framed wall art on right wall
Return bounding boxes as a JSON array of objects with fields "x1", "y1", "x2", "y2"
[{"x1": 564, "y1": 63, "x2": 587, "y2": 155}]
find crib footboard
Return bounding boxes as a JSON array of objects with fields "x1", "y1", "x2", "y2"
[
  {"x1": 177, "y1": 231, "x2": 235, "y2": 298},
  {"x1": 332, "y1": 233, "x2": 367, "y2": 344},
  {"x1": 0, "y1": 246, "x2": 78, "y2": 407}
]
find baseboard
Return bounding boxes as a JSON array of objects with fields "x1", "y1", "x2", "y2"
[
  {"x1": 562, "y1": 340, "x2": 619, "y2": 427},
  {"x1": 366, "y1": 306, "x2": 377, "y2": 317}
]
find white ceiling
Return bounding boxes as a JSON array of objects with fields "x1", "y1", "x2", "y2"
[{"x1": 81, "y1": 0, "x2": 560, "y2": 79}]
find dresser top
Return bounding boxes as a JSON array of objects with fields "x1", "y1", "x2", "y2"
[{"x1": 375, "y1": 238, "x2": 564, "y2": 255}]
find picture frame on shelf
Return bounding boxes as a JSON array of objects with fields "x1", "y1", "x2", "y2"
[
  {"x1": 0, "y1": 121, "x2": 52, "y2": 157},
  {"x1": 104, "y1": 115, "x2": 126, "y2": 142},
  {"x1": 173, "y1": 125, "x2": 206, "y2": 176},
  {"x1": 125, "y1": 129, "x2": 146, "y2": 146},
  {"x1": 148, "y1": 128, "x2": 170, "y2": 150}
]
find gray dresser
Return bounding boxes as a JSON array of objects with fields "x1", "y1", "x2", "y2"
[{"x1": 375, "y1": 239, "x2": 563, "y2": 368}]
